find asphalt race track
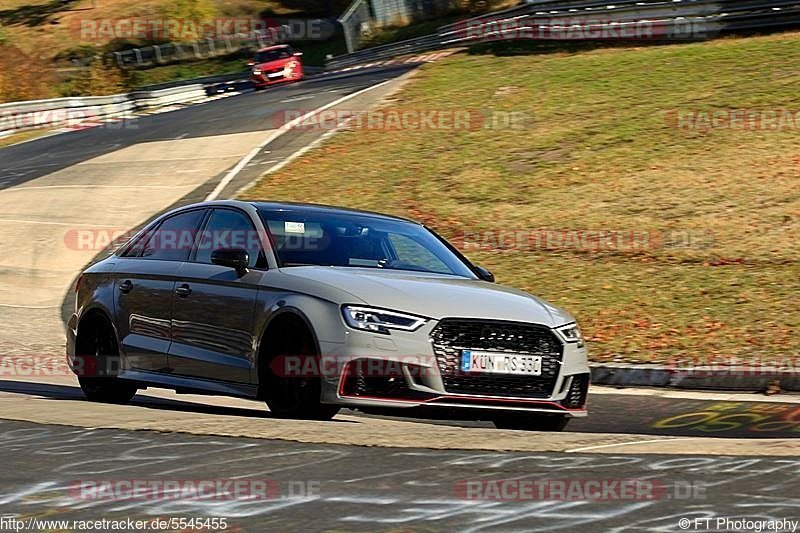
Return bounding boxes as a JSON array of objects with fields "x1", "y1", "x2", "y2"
[
  {"x1": 0, "y1": 65, "x2": 416, "y2": 192},
  {"x1": 1, "y1": 418, "x2": 798, "y2": 531},
  {"x1": 1, "y1": 63, "x2": 798, "y2": 532}
]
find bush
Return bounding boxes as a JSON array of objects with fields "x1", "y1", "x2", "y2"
[
  {"x1": 65, "y1": 55, "x2": 129, "y2": 96},
  {"x1": 0, "y1": 45, "x2": 57, "y2": 102}
]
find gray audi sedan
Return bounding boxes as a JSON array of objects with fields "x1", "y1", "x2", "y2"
[{"x1": 67, "y1": 200, "x2": 589, "y2": 431}]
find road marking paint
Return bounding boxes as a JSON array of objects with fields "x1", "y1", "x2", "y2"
[
  {"x1": 78, "y1": 156, "x2": 222, "y2": 164},
  {"x1": 280, "y1": 95, "x2": 316, "y2": 103},
  {"x1": 0, "y1": 218, "x2": 100, "y2": 227},
  {"x1": 205, "y1": 78, "x2": 392, "y2": 201},
  {"x1": 235, "y1": 119, "x2": 348, "y2": 197},
  {"x1": 0, "y1": 303, "x2": 60, "y2": 309},
  {"x1": 5, "y1": 185, "x2": 182, "y2": 191},
  {"x1": 565, "y1": 438, "x2": 702, "y2": 453}
]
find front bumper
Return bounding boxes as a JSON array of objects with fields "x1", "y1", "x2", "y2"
[
  {"x1": 250, "y1": 65, "x2": 302, "y2": 87},
  {"x1": 318, "y1": 319, "x2": 590, "y2": 417}
]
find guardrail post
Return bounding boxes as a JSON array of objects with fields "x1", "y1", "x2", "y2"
[
  {"x1": 341, "y1": 19, "x2": 356, "y2": 53},
  {"x1": 112, "y1": 51, "x2": 124, "y2": 69}
]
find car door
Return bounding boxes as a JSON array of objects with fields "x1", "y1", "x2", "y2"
[
  {"x1": 167, "y1": 207, "x2": 267, "y2": 383},
  {"x1": 113, "y1": 208, "x2": 207, "y2": 373}
]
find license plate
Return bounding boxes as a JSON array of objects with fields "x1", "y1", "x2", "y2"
[{"x1": 461, "y1": 350, "x2": 542, "y2": 376}]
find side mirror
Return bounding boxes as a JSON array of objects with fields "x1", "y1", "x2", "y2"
[
  {"x1": 211, "y1": 249, "x2": 249, "y2": 275},
  {"x1": 474, "y1": 265, "x2": 494, "y2": 282},
  {"x1": 293, "y1": 51, "x2": 303, "y2": 57}
]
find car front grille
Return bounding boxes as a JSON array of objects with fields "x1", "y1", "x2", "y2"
[{"x1": 430, "y1": 319, "x2": 563, "y2": 398}]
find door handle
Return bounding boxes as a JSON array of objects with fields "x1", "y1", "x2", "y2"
[
  {"x1": 118, "y1": 280, "x2": 133, "y2": 294},
  {"x1": 175, "y1": 284, "x2": 192, "y2": 297}
]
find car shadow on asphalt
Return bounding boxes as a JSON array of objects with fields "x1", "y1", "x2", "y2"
[
  {"x1": 0, "y1": 379, "x2": 349, "y2": 423},
  {"x1": 2, "y1": 379, "x2": 796, "y2": 437},
  {"x1": 349, "y1": 392, "x2": 800, "y2": 439}
]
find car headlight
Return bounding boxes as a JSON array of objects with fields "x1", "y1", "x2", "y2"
[
  {"x1": 341, "y1": 305, "x2": 427, "y2": 335},
  {"x1": 555, "y1": 323, "x2": 585, "y2": 348},
  {"x1": 252, "y1": 69, "x2": 262, "y2": 75}
]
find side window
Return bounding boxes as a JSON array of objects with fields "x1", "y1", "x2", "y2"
[
  {"x1": 120, "y1": 228, "x2": 151, "y2": 257},
  {"x1": 195, "y1": 209, "x2": 264, "y2": 268},
  {"x1": 388, "y1": 234, "x2": 450, "y2": 274},
  {"x1": 140, "y1": 210, "x2": 205, "y2": 262}
]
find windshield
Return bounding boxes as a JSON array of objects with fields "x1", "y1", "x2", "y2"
[
  {"x1": 254, "y1": 48, "x2": 292, "y2": 63},
  {"x1": 257, "y1": 208, "x2": 476, "y2": 278}
]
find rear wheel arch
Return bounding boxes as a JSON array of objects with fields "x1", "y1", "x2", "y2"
[
  {"x1": 75, "y1": 307, "x2": 118, "y2": 354},
  {"x1": 74, "y1": 307, "x2": 137, "y2": 404}
]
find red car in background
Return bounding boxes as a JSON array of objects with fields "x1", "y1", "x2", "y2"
[{"x1": 249, "y1": 45, "x2": 304, "y2": 89}]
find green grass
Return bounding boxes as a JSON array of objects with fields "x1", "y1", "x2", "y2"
[{"x1": 241, "y1": 32, "x2": 800, "y2": 363}]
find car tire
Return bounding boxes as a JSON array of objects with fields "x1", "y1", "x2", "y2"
[
  {"x1": 493, "y1": 414, "x2": 570, "y2": 431},
  {"x1": 78, "y1": 377, "x2": 137, "y2": 404},
  {"x1": 262, "y1": 319, "x2": 340, "y2": 421},
  {"x1": 75, "y1": 315, "x2": 137, "y2": 404}
]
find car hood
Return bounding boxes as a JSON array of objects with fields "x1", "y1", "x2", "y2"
[
  {"x1": 278, "y1": 266, "x2": 575, "y2": 327},
  {"x1": 254, "y1": 58, "x2": 290, "y2": 70}
]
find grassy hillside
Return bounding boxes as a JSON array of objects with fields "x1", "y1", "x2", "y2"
[
  {"x1": 242, "y1": 32, "x2": 800, "y2": 363},
  {"x1": 0, "y1": 0, "x2": 346, "y2": 100}
]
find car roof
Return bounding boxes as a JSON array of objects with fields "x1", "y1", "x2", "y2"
[
  {"x1": 250, "y1": 201, "x2": 419, "y2": 224},
  {"x1": 171, "y1": 200, "x2": 419, "y2": 225}
]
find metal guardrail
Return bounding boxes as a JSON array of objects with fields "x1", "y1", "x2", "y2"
[
  {"x1": 326, "y1": 0, "x2": 800, "y2": 68},
  {"x1": 339, "y1": 0, "x2": 374, "y2": 53},
  {"x1": 0, "y1": 85, "x2": 211, "y2": 137},
  {"x1": 328, "y1": 33, "x2": 443, "y2": 68},
  {"x1": 111, "y1": 34, "x2": 266, "y2": 69},
  {"x1": 0, "y1": 66, "x2": 326, "y2": 138},
  {"x1": 110, "y1": 19, "x2": 334, "y2": 68}
]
